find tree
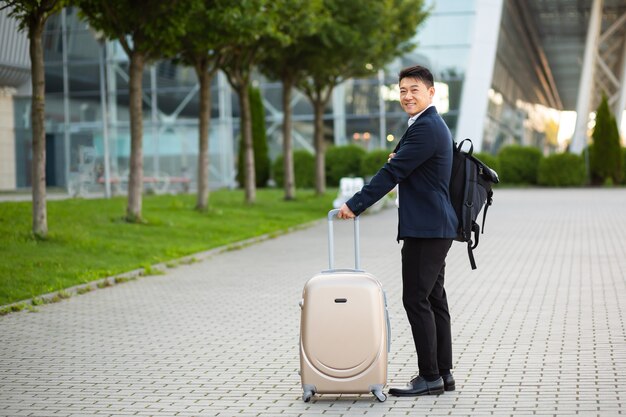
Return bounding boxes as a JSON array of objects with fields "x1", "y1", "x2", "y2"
[
  {"x1": 590, "y1": 95, "x2": 623, "y2": 185},
  {"x1": 216, "y1": 0, "x2": 289, "y2": 204},
  {"x1": 76, "y1": 0, "x2": 193, "y2": 221},
  {"x1": 237, "y1": 86, "x2": 270, "y2": 188},
  {"x1": 176, "y1": 0, "x2": 227, "y2": 212},
  {"x1": 1, "y1": 0, "x2": 69, "y2": 238},
  {"x1": 257, "y1": 0, "x2": 324, "y2": 200},
  {"x1": 296, "y1": 0, "x2": 428, "y2": 194}
]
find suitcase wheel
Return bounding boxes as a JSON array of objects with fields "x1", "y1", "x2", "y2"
[
  {"x1": 372, "y1": 388, "x2": 387, "y2": 402},
  {"x1": 302, "y1": 385, "x2": 316, "y2": 403}
]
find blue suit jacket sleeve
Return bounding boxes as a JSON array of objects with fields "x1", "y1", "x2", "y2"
[{"x1": 345, "y1": 107, "x2": 458, "y2": 239}]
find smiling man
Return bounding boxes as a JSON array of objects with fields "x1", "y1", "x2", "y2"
[{"x1": 337, "y1": 65, "x2": 458, "y2": 397}]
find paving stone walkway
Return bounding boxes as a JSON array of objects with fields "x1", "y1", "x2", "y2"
[{"x1": 1, "y1": 189, "x2": 625, "y2": 416}]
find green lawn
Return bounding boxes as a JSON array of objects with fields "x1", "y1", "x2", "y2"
[{"x1": 0, "y1": 189, "x2": 335, "y2": 306}]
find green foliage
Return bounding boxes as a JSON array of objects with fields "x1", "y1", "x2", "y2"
[
  {"x1": 273, "y1": 150, "x2": 316, "y2": 189},
  {"x1": 474, "y1": 152, "x2": 500, "y2": 177},
  {"x1": 76, "y1": 0, "x2": 194, "y2": 59},
  {"x1": 0, "y1": 190, "x2": 336, "y2": 306},
  {"x1": 590, "y1": 96, "x2": 623, "y2": 185},
  {"x1": 297, "y1": 0, "x2": 428, "y2": 96},
  {"x1": 361, "y1": 150, "x2": 389, "y2": 177},
  {"x1": 257, "y1": 0, "x2": 325, "y2": 82},
  {"x1": 176, "y1": 0, "x2": 227, "y2": 68},
  {"x1": 237, "y1": 86, "x2": 270, "y2": 187},
  {"x1": 325, "y1": 145, "x2": 367, "y2": 186},
  {"x1": 2, "y1": 0, "x2": 68, "y2": 32},
  {"x1": 218, "y1": 0, "x2": 292, "y2": 84},
  {"x1": 497, "y1": 145, "x2": 542, "y2": 185},
  {"x1": 537, "y1": 153, "x2": 586, "y2": 187}
]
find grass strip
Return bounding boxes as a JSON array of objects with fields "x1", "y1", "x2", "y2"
[{"x1": 0, "y1": 189, "x2": 335, "y2": 306}]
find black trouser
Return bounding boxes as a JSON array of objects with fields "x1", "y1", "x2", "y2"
[{"x1": 401, "y1": 237, "x2": 453, "y2": 377}]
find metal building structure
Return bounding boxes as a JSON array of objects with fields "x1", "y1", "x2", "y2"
[
  {"x1": 569, "y1": 0, "x2": 626, "y2": 153},
  {"x1": 459, "y1": 0, "x2": 626, "y2": 153}
]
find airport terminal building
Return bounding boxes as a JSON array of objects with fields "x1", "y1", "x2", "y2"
[{"x1": 0, "y1": 0, "x2": 625, "y2": 193}]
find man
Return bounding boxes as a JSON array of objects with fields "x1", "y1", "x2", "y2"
[{"x1": 337, "y1": 65, "x2": 458, "y2": 396}]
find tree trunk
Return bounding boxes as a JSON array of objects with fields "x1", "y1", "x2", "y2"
[
  {"x1": 195, "y1": 64, "x2": 212, "y2": 211},
  {"x1": 126, "y1": 51, "x2": 145, "y2": 222},
  {"x1": 29, "y1": 20, "x2": 47, "y2": 238},
  {"x1": 282, "y1": 77, "x2": 295, "y2": 200},
  {"x1": 238, "y1": 85, "x2": 256, "y2": 204},
  {"x1": 313, "y1": 97, "x2": 326, "y2": 195}
]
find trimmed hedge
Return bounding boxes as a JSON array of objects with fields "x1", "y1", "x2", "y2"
[
  {"x1": 325, "y1": 145, "x2": 367, "y2": 187},
  {"x1": 272, "y1": 144, "x2": 625, "y2": 189},
  {"x1": 272, "y1": 150, "x2": 315, "y2": 189},
  {"x1": 497, "y1": 145, "x2": 542, "y2": 185},
  {"x1": 474, "y1": 152, "x2": 500, "y2": 178},
  {"x1": 361, "y1": 149, "x2": 390, "y2": 177},
  {"x1": 538, "y1": 153, "x2": 586, "y2": 187}
]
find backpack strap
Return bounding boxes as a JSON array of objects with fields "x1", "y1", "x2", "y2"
[
  {"x1": 464, "y1": 155, "x2": 478, "y2": 270},
  {"x1": 481, "y1": 190, "x2": 494, "y2": 234},
  {"x1": 467, "y1": 241, "x2": 477, "y2": 270},
  {"x1": 458, "y1": 138, "x2": 474, "y2": 155},
  {"x1": 463, "y1": 157, "x2": 476, "y2": 241}
]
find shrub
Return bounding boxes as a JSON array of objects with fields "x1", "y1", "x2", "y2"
[
  {"x1": 361, "y1": 149, "x2": 390, "y2": 178},
  {"x1": 474, "y1": 152, "x2": 500, "y2": 178},
  {"x1": 272, "y1": 150, "x2": 315, "y2": 189},
  {"x1": 590, "y1": 96, "x2": 622, "y2": 185},
  {"x1": 497, "y1": 145, "x2": 542, "y2": 185},
  {"x1": 325, "y1": 145, "x2": 367, "y2": 186},
  {"x1": 623, "y1": 147, "x2": 626, "y2": 185},
  {"x1": 237, "y1": 86, "x2": 270, "y2": 188},
  {"x1": 537, "y1": 153, "x2": 586, "y2": 187}
]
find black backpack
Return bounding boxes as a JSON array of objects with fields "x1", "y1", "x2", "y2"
[{"x1": 449, "y1": 139, "x2": 499, "y2": 269}]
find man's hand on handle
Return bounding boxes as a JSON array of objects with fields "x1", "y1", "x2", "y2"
[
  {"x1": 336, "y1": 154, "x2": 395, "y2": 220},
  {"x1": 337, "y1": 203, "x2": 356, "y2": 219}
]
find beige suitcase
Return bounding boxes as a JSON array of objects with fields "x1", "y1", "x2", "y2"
[{"x1": 299, "y1": 209, "x2": 390, "y2": 403}]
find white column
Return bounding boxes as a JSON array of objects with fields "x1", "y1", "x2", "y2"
[
  {"x1": 332, "y1": 81, "x2": 347, "y2": 146},
  {"x1": 99, "y1": 40, "x2": 111, "y2": 198},
  {"x1": 378, "y1": 69, "x2": 387, "y2": 149},
  {"x1": 455, "y1": 0, "x2": 504, "y2": 152},
  {"x1": 0, "y1": 87, "x2": 17, "y2": 190},
  {"x1": 217, "y1": 71, "x2": 235, "y2": 188},
  {"x1": 61, "y1": 8, "x2": 71, "y2": 191},
  {"x1": 150, "y1": 65, "x2": 159, "y2": 176},
  {"x1": 106, "y1": 43, "x2": 119, "y2": 177},
  {"x1": 570, "y1": 0, "x2": 603, "y2": 154}
]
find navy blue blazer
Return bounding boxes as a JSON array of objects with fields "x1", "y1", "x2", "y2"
[{"x1": 346, "y1": 106, "x2": 458, "y2": 240}]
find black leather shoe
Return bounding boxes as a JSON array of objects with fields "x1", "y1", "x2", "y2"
[
  {"x1": 388, "y1": 376, "x2": 444, "y2": 397},
  {"x1": 442, "y1": 373, "x2": 455, "y2": 391}
]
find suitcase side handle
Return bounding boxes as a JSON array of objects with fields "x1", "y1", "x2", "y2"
[{"x1": 327, "y1": 209, "x2": 360, "y2": 270}]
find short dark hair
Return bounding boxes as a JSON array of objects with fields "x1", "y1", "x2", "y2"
[{"x1": 398, "y1": 65, "x2": 434, "y2": 88}]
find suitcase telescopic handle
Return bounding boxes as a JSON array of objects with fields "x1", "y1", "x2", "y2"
[{"x1": 327, "y1": 209, "x2": 360, "y2": 271}]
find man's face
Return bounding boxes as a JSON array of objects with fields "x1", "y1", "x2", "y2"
[{"x1": 399, "y1": 77, "x2": 435, "y2": 117}]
